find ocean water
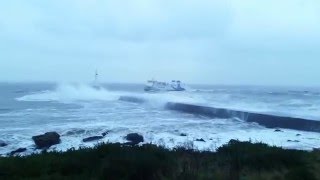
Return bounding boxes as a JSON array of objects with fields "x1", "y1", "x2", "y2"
[{"x1": 0, "y1": 82, "x2": 320, "y2": 156}]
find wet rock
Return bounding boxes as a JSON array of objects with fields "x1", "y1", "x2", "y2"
[
  {"x1": 82, "y1": 136, "x2": 104, "y2": 142},
  {"x1": 10, "y1": 148, "x2": 27, "y2": 156},
  {"x1": 274, "y1": 129, "x2": 283, "y2": 132},
  {"x1": 125, "y1": 133, "x2": 144, "y2": 145},
  {"x1": 0, "y1": 140, "x2": 7, "y2": 147},
  {"x1": 287, "y1": 140, "x2": 300, "y2": 143},
  {"x1": 195, "y1": 138, "x2": 206, "y2": 142},
  {"x1": 296, "y1": 134, "x2": 302, "y2": 137},
  {"x1": 102, "y1": 130, "x2": 111, "y2": 137},
  {"x1": 32, "y1": 132, "x2": 61, "y2": 149},
  {"x1": 119, "y1": 96, "x2": 145, "y2": 103},
  {"x1": 180, "y1": 133, "x2": 187, "y2": 137},
  {"x1": 64, "y1": 129, "x2": 86, "y2": 136}
]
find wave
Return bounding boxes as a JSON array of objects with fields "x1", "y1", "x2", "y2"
[
  {"x1": 118, "y1": 95, "x2": 320, "y2": 133},
  {"x1": 0, "y1": 108, "x2": 12, "y2": 113},
  {"x1": 15, "y1": 84, "x2": 320, "y2": 133},
  {"x1": 16, "y1": 83, "x2": 202, "y2": 108},
  {"x1": 16, "y1": 83, "x2": 121, "y2": 103},
  {"x1": 165, "y1": 102, "x2": 320, "y2": 133}
]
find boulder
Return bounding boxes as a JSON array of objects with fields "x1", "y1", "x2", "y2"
[
  {"x1": 195, "y1": 138, "x2": 206, "y2": 142},
  {"x1": 10, "y1": 148, "x2": 27, "y2": 156},
  {"x1": 64, "y1": 129, "x2": 85, "y2": 136},
  {"x1": 102, "y1": 130, "x2": 111, "y2": 137},
  {"x1": 32, "y1": 132, "x2": 61, "y2": 149},
  {"x1": 0, "y1": 140, "x2": 7, "y2": 147},
  {"x1": 274, "y1": 129, "x2": 283, "y2": 132},
  {"x1": 287, "y1": 140, "x2": 300, "y2": 143},
  {"x1": 125, "y1": 133, "x2": 144, "y2": 145},
  {"x1": 180, "y1": 133, "x2": 187, "y2": 137},
  {"x1": 82, "y1": 136, "x2": 104, "y2": 142}
]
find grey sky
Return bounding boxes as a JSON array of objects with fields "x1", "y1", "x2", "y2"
[{"x1": 1, "y1": 0, "x2": 320, "y2": 86}]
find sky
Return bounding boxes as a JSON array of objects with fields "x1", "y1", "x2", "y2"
[{"x1": 0, "y1": 0, "x2": 320, "y2": 86}]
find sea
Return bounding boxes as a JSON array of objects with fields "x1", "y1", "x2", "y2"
[{"x1": 1, "y1": 82, "x2": 320, "y2": 156}]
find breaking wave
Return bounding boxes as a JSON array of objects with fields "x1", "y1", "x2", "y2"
[
  {"x1": 15, "y1": 83, "x2": 320, "y2": 131},
  {"x1": 16, "y1": 83, "x2": 204, "y2": 107},
  {"x1": 165, "y1": 102, "x2": 320, "y2": 133},
  {"x1": 16, "y1": 83, "x2": 121, "y2": 103}
]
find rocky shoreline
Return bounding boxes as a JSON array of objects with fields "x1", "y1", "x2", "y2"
[
  {"x1": 0, "y1": 139, "x2": 320, "y2": 179},
  {"x1": 0, "y1": 128, "x2": 318, "y2": 157},
  {"x1": 0, "y1": 131, "x2": 147, "y2": 156}
]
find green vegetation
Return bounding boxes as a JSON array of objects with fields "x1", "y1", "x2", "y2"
[{"x1": 0, "y1": 140, "x2": 319, "y2": 180}]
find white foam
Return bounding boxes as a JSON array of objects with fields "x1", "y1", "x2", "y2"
[
  {"x1": 15, "y1": 83, "x2": 204, "y2": 108},
  {"x1": 18, "y1": 83, "x2": 319, "y2": 120},
  {"x1": 136, "y1": 92, "x2": 206, "y2": 109},
  {"x1": 2, "y1": 117, "x2": 320, "y2": 156},
  {"x1": 187, "y1": 90, "x2": 320, "y2": 121},
  {"x1": 2, "y1": 84, "x2": 320, "y2": 156},
  {"x1": 16, "y1": 83, "x2": 122, "y2": 103},
  {"x1": 3, "y1": 127, "x2": 319, "y2": 156}
]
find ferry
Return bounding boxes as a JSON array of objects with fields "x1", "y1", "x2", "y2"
[{"x1": 144, "y1": 80, "x2": 186, "y2": 92}]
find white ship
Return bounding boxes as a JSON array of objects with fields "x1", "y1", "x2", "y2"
[{"x1": 144, "y1": 80, "x2": 186, "y2": 92}]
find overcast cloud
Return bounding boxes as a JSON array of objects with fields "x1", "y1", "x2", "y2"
[{"x1": 0, "y1": 0, "x2": 320, "y2": 86}]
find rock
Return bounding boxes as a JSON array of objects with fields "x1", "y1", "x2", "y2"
[
  {"x1": 287, "y1": 140, "x2": 300, "y2": 143},
  {"x1": 180, "y1": 133, "x2": 187, "y2": 137},
  {"x1": 102, "y1": 130, "x2": 111, "y2": 137},
  {"x1": 125, "y1": 133, "x2": 144, "y2": 145},
  {"x1": 64, "y1": 129, "x2": 85, "y2": 136},
  {"x1": 296, "y1": 134, "x2": 302, "y2": 136},
  {"x1": 195, "y1": 138, "x2": 206, "y2": 142},
  {"x1": 0, "y1": 140, "x2": 7, "y2": 147},
  {"x1": 274, "y1": 129, "x2": 283, "y2": 132},
  {"x1": 32, "y1": 132, "x2": 61, "y2": 149},
  {"x1": 82, "y1": 136, "x2": 104, "y2": 142},
  {"x1": 10, "y1": 148, "x2": 27, "y2": 156}
]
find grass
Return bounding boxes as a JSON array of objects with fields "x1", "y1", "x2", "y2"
[{"x1": 0, "y1": 140, "x2": 319, "y2": 180}]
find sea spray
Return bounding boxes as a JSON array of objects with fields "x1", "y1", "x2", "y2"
[{"x1": 16, "y1": 83, "x2": 121, "y2": 103}]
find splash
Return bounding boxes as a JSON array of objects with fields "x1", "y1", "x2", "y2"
[
  {"x1": 16, "y1": 83, "x2": 121, "y2": 103},
  {"x1": 16, "y1": 83, "x2": 203, "y2": 107}
]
